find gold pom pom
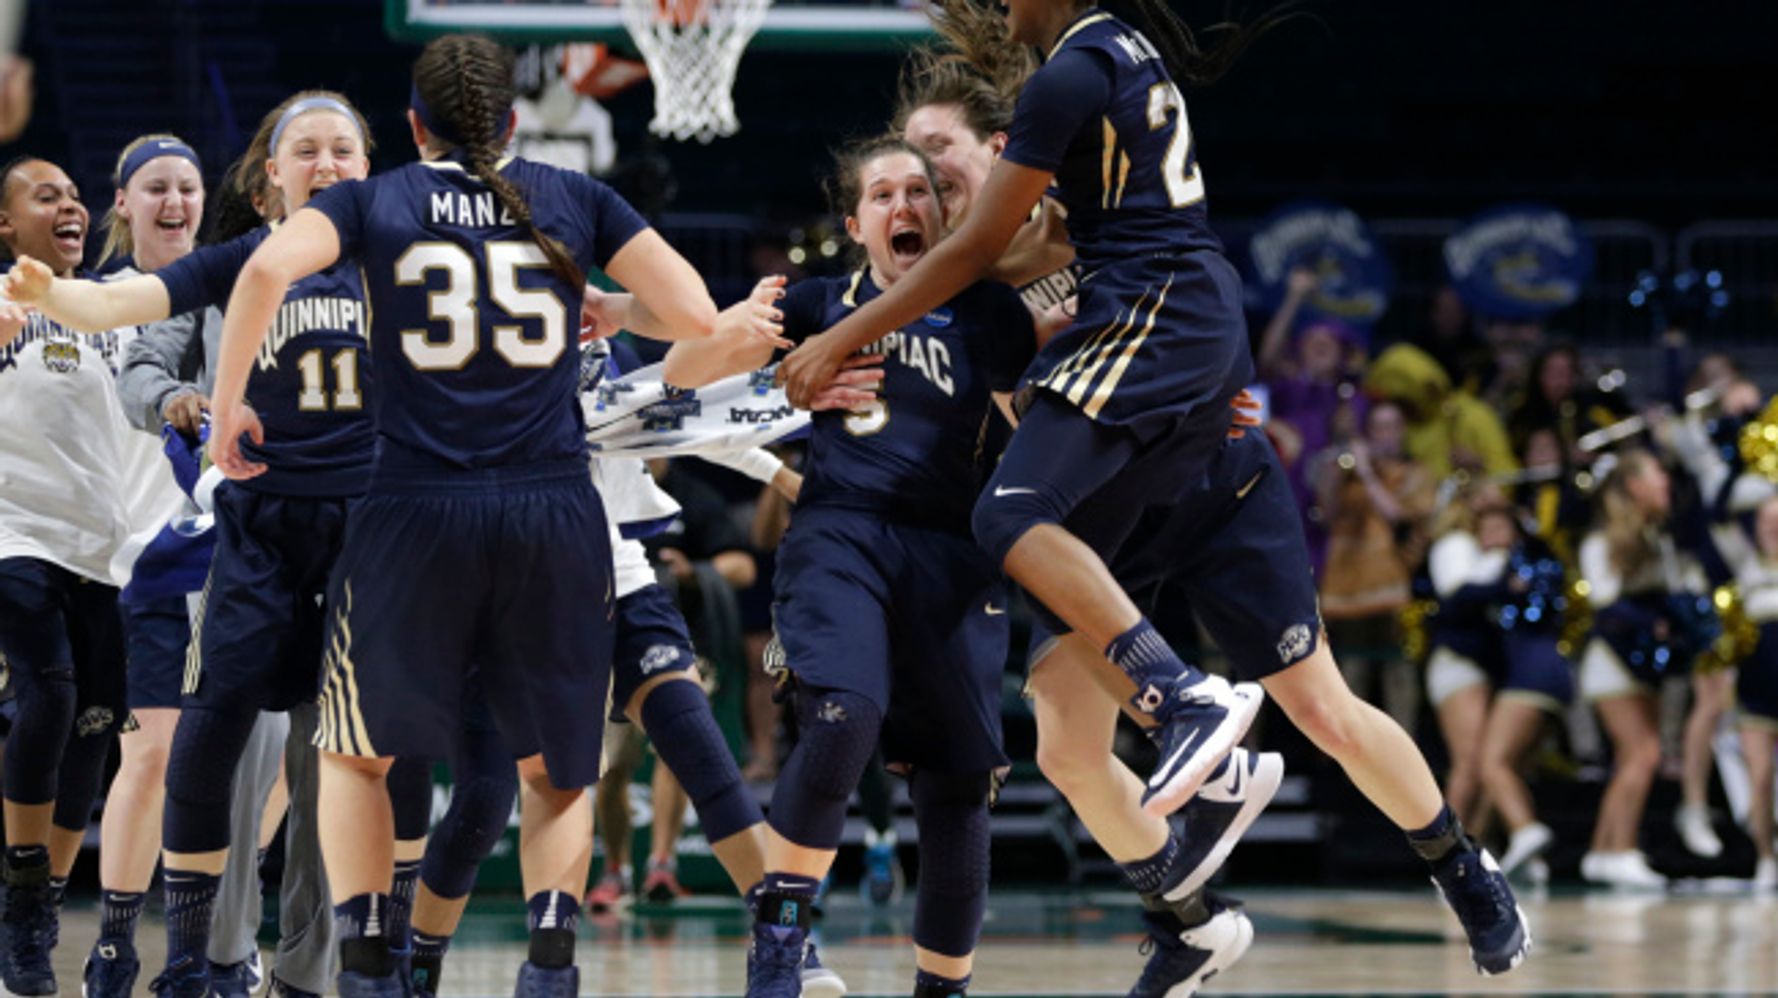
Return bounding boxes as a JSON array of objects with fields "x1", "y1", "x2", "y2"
[
  {"x1": 1696, "y1": 583, "x2": 1759, "y2": 675},
  {"x1": 1739, "y1": 398, "x2": 1778, "y2": 483}
]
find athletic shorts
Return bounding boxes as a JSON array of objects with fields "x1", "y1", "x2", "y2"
[
  {"x1": 1738, "y1": 631, "x2": 1778, "y2": 729},
  {"x1": 1497, "y1": 631, "x2": 1574, "y2": 711},
  {"x1": 774, "y1": 506, "x2": 1009, "y2": 774},
  {"x1": 1018, "y1": 431, "x2": 1323, "y2": 684},
  {"x1": 186, "y1": 484, "x2": 352, "y2": 713},
  {"x1": 608, "y1": 583, "x2": 698, "y2": 719},
  {"x1": 1016, "y1": 249, "x2": 1251, "y2": 445},
  {"x1": 315, "y1": 463, "x2": 614, "y2": 790},
  {"x1": 122, "y1": 595, "x2": 189, "y2": 710}
]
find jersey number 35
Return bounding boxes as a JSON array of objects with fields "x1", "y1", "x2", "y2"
[{"x1": 395, "y1": 241, "x2": 567, "y2": 371}]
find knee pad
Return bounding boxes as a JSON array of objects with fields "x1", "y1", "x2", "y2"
[
  {"x1": 640, "y1": 679, "x2": 761, "y2": 843},
  {"x1": 768, "y1": 688, "x2": 882, "y2": 849},
  {"x1": 164, "y1": 708, "x2": 259, "y2": 853},
  {"x1": 910, "y1": 769, "x2": 993, "y2": 958},
  {"x1": 51, "y1": 728, "x2": 114, "y2": 831},
  {"x1": 387, "y1": 756, "x2": 435, "y2": 842},
  {"x1": 971, "y1": 484, "x2": 1061, "y2": 568},
  {"x1": 1, "y1": 663, "x2": 75, "y2": 805},
  {"x1": 422, "y1": 747, "x2": 518, "y2": 900}
]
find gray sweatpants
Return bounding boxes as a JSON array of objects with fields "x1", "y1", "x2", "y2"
[{"x1": 205, "y1": 706, "x2": 335, "y2": 992}]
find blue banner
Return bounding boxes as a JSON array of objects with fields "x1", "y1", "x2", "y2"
[
  {"x1": 1247, "y1": 201, "x2": 1393, "y2": 325},
  {"x1": 1444, "y1": 204, "x2": 1594, "y2": 320}
]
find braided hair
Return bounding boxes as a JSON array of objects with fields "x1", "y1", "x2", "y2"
[
  {"x1": 1096, "y1": 0, "x2": 1297, "y2": 88},
  {"x1": 412, "y1": 34, "x2": 584, "y2": 291},
  {"x1": 927, "y1": 0, "x2": 1292, "y2": 95}
]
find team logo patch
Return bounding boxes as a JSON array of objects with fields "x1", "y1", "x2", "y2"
[
  {"x1": 640, "y1": 643, "x2": 682, "y2": 675},
  {"x1": 749, "y1": 366, "x2": 778, "y2": 396},
  {"x1": 817, "y1": 699, "x2": 848, "y2": 723},
  {"x1": 923, "y1": 307, "x2": 954, "y2": 328},
  {"x1": 76, "y1": 706, "x2": 115, "y2": 737},
  {"x1": 1276, "y1": 624, "x2": 1314, "y2": 665},
  {"x1": 1136, "y1": 683, "x2": 1166, "y2": 713},
  {"x1": 638, "y1": 388, "x2": 702, "y2": 431},
  {"x1": 42, "y1": 340, "x2": 81, "y2": 374}
]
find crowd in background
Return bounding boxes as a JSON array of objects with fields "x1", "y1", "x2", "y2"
[{"x1": 646, "y1": 249, "x2": 1778, "y2": 896}]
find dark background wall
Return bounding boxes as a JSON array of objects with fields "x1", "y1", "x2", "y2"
[{"x1": 10, "y1": 0, "x2": 1775, "y2": 225}]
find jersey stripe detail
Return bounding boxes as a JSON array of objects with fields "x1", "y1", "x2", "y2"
[
  {"x1": 1084, "y1": 273, "x2": 1174, "y2": 418},
  {"x1": 317, "y1": 580, "x2": 375, "y2": 757},
  {"x1": 181, "y1": 570, "x2": 214, "y2": 696},
  {"x1": 1099, "y1": 116, "x2": 1117, "y2": 210}
]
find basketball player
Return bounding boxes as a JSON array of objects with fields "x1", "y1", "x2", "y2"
[
  {"x1": 665, "y1": 137, "x2": 1030, "y2": 998},
  {"x1": 894, "y1": 50, "x2": 1280, "y2": 995},
  {"x1": 0, "y1": 155, "x2": 130, "y2": 998},
  {"x1": 4, "y1": 93, "x2": 390, "y2": 998},
  {"x1": 203, "y1": 34, "x2": 718, "y2": 998},
  {"x1": 777, "y1": 0, "x2": 1530, "y2": 977},
  {"x1": 85, "y1": 132, "x2": 291, "y2": 998},
  {"x1": 404, "y1": 307, "x2": 848, "y2": 998}
]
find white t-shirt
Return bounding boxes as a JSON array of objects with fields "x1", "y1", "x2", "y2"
[{"x1": 0, "y1": 310, "x2": 133, "y2": 583}]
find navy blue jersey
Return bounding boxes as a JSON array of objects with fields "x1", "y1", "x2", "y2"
[
  {"x1": 782, "y1": 269, "x2": 1032, "y2": 532},
  {"x1": 1001, "y1": 10, "x2": 1223, "y2": 276},
  {"x1": 305, "y1": 157, "x2": 648, "y2": 475},
  {"x1": 158, "y1": 227, "x2": 372, "y2": 496}
]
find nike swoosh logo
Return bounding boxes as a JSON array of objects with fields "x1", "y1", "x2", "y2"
[
  {"x1": 994, "y1": 485, "x2": 1039, "y2": 497},
  {"x1": 985, "y1": 604, "x2": 1006, "y2": 616},
  {"x1": 1224, "y1": 756, "x2": 1245, "y2": 795},
  {"x1": 1235, "y1": 472, "x2": 1263, "y2": 500},
  {"x1": 1151, "y1": 728, "x2": 1201, "y2": 787}
]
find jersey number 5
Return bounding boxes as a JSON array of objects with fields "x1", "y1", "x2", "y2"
[
  {"x1": 394, "y1": 241, "x2": 567, "y2": 371},
  {"x1": 1145, "y1": 82, "x2": 1206, "y2": 208}
]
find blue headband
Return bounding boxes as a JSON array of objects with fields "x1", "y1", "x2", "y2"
[
  {"x1": 410, "y1": 83, "x2": 514, "y2": 149},
  {"x1": 268, "y1": 97, "x2": 362, "y2": 155},
  {"x1": 117, "y1": 139, "x2": 202, "y2": 189}
]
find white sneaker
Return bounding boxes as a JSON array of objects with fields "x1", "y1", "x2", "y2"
[
  {"x1": 1674, "y1": 803, "x2": 1723, "y2": 859},
  {"x1": 1498, "y1": 822, "x2": 1554, "y2": 876},
  {"x1": 1753, "y1": 857, "x2": 1777, "y2": 891},
  {"x1": 1581, "y1": 850, "x2": 1668, "y2": 890}
]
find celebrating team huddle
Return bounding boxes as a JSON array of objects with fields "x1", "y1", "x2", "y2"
[{"x1": 0, "y1": 2, "x2": 1532, "y2": 997}]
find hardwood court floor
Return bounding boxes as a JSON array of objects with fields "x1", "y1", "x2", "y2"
[{"x1": 41, "y1": 885, "x2": 1778, "y2": 995}]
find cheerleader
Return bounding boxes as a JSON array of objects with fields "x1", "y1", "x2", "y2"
[{"x1": 1577, "y1": 449, "x2": 1709, "y2": 889}]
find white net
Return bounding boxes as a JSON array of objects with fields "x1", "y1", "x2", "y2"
[{"x1": 619, "y1": 0, "x2": 772, "y2": 143}]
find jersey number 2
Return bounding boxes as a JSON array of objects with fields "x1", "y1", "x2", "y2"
[
  {"x1": 1145, "y1": 82, "x2": 1206, "y2": 208},
  {"x1": 394, "y1": 241, "x2": 567, "y2": 371}
]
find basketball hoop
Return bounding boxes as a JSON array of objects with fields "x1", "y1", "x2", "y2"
[{"x1": 619, "y1": 0, "x2": 771, "y2": 143}]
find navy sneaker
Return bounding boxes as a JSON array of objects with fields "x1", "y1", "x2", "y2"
[
  {"x1": 800, "y1": 938, "x2": 847, "y2": 998},
  {"x1": 512, "y1": 961, "x2": 578, "y2": 998},
  {"x1": 860, "y1": 830, "x2": 903, "y2": 906},
  {"x1": 1127, "y1": 894, "x2": 1252, "y2": 998},
  {"x1": 1140, "y1": 677, "x2": 1264, "y2": 818},
  {"x1": 208, "y1": 951, "x2": 264, "y2": 998},
  {"x1": 335, "y1": 970, "x2": 403, "y2": 998},
  {"x1": 149, "y1": 956, "x2": 212, "y2": 998},
  {"x1": 746, "y1": 920, "x2": 807, "y2": 998},
  {"x1": 1160, "y1": 749, "x2": 1284, "y2": 902},
  {"x1": 2, "y1": 872, "x2": 58, "y2": 997},
  {"x1": 82, "y1": 937, "x2": 142, "y2": 998},
  {"x1": 1430, "y1": 846, "x2": 1532, "y2": 975}
]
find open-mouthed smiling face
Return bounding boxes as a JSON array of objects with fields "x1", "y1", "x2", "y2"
[
  {"x1": 1, "y1": 160, "x2": 90, "y2": 276},
  {"x1": 846, "y1": 150, "x2": 944, "y2": 288}
]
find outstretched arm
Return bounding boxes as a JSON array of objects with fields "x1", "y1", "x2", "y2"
[
  {"x1": 775, "y1": 160, "x2": 1052, "y2": 407},
  {"x1": 209, "y1": 208, "x2": 341, "y2": 479},
  {"x1": 602, "y1": 229, "x2": 718, "y2": 343},
  {"x1": 3, "y1": 256, "x2": 172, "y2": 331}
]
